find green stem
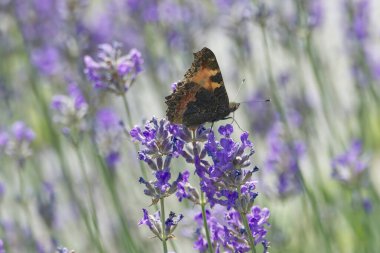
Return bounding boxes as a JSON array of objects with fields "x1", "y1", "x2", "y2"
[
  {"x1": 241, "y1": 212, "x2": 257, "y2": 253},
  {"x1": 200, "y1": 191, "x2": 213, "y2": 253},
  {"x1": 73, "y1": 144, "x2": 105, "y2": 253},
  {"x1": 191, "y1": 134, "x2": 213, "y2": 253},
  {"x1": 121, "y1": 93, "x2": 134, "y2": 130},
  {"x1": 92, "y1": 142, "x2": 139, "y2": 253},
  {"x1": 261, "y1": 26, "x2": 284, "y2": 119},
  {"x1": 160, "y1": 198, "x2": 168, "y2": 253},
  {"x1": 299, "y1": 173, "x2": 333, "y2": 253}
]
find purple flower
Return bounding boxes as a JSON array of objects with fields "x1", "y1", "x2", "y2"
[
  {"x1": 31, "y1": 46, "x2": 61, "y2": 76},
  {"x1": 84, "y1": 43, "x2": 143, "y2": 94},
  {"x1": 138, "y1": 209, "x2": 183, "y2": 241},
  {"x1": 132, "y1": 118, "x2": 186, "y2": 203},
  {"x1": 139, "y1": 170, "x2": 186, "y2": 205},
  {"x1": 194, "y1": 205, "x2": 270, "y2": 252},
  {"x1": 131, "y1": 117, "x2": 184, "y2": 162},
  {"x1": 51, "y1": 83, "x2": 88, "y2": 136},
  {"x1": 176, "y1": 170, "x2": 201, "y2": 204},
  {"x1": 331, "y1": 139, "x2": 368, "y2": 184},
  {"x1": 95, "y1": 108, "x2": 123, "y2": 169},
  {"x1": 165, "y1": 211, "x2": 184, "y2": 237},
  {"x1": 248, "y1": 206, "x2": 270, "y2": 244},
  {"x1": 202, "y1": 125, "x2": 258, "y2": 211}
]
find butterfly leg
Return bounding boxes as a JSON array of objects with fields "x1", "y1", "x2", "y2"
[
  {"x1": 210, "y1": 122, "x2": 215, "y2": 132},
  {"x1": 222, "y1": 116, "x2": 245, "y2": 132}
]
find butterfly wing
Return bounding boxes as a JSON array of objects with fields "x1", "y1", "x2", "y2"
[{"x1": 165, "y1": 48, "x2": 230, "y2": 127}]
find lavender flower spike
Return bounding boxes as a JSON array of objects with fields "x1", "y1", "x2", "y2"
[
  {"x1": 84, "y1": 42, "x2": 143, "y2": 94},
  {"x1": 4, "y1": 121, "x2": 35, "y2": 164},
  {"x1": 331, "y1": 139, "x2": 368, "y2": 185},
  {"x1": 51, "y1": 83, "x2": 88, "y2": 140},
  {"x1": 95, "y1": 108, "x2": 124, "y2": 169}
]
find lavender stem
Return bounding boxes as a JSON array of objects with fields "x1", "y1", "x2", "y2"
[
  {"x1": 160, "y1": 198, "x2": 168, "y2": 253},
  {"x1": 200, "y1": 191, "x2": 214, "y2": 253}
]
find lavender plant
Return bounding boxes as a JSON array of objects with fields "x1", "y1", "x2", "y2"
[{"x1": 132, "y1": 120, "x2": 271, "y2": 253}]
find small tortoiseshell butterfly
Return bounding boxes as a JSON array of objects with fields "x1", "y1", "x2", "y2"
[{"x1": 165, "y1": 47, "x2": 240, "y2": 127}]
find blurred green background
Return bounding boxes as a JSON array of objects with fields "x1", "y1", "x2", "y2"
[{"x1": 0, "y1": 0, "x2": 379, "y2": 252}]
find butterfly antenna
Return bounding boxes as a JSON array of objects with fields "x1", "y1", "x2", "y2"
[
  {"x1": 233, "y1": 79, "x2": 246, "y2": 102},
  {"x1": 239, "y1": 98, "x2": 271, "y2": 104}
]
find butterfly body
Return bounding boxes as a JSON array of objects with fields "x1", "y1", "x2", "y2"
[{"x1": 165, "y1": 47, "x2": 239, "y2": 127}]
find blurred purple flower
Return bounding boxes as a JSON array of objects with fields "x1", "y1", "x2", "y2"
[
  {"x1": 0, "y1": 240, "x2": 4, "y2": 253},
  {"x1": 362, "y1": 198, "x2": 372, "y2": 213},
  {"x1": 125, "y1": 0, "x2": 159, "y2": 23},
  {"x1": 345, "y1": 0, "x2": 370, "y2": 41},
  {"x1": 247, "y1": 90, "x2": 275, "y2": 135},
  {"x1": 342, "y1": 0, "x2": 376, "y2": 87},
  {"x1": 11, "y1": 121, "x2": 35, "y2": 142},
  {"x1": 331, "y1": 139, "x2": 368, "y2": 184},
  {"x1": 51, "y1": 83, "x2": 88, "y2": 136},
  {"x1": 84, "y1": 43, "x2": 143, "y2": 94},
  {"x1": 95, "y1": 108, "x2": 123, "y2": 169},
  {"x1": 307, "y1": 0, "x2": 324, "y2": 29},
  {"x1": 2, "y1": 121, "x2": 35, "y2": 163},
  {"x1": 31, "y1": 47, "x2": 61, "y2": 76},
  {"x1": 265, "y1": 122, "x2": 305, "y2": 198}
]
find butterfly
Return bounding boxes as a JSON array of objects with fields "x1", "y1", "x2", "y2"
[{"x1": 165, "y1": 47, "x2": 240, "y2": 128}]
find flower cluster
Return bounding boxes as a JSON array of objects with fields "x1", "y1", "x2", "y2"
[
  {"x1": 201, "y1": 125, "x2": 259, "y2": 213},
  {"x1": 51, "y1": 83, "x2": 88, "y2": 141},
  {"x1": 84, "y1": 43, "x2": 143, "y2": 94},
  {"x1": 95, "y1": 108, "x2": 124, "y2": 170},
  {"x1": 171, "y1": 123, "x2": 271, "y2": 251},
  {"x1": 0, "y1": 121, "x2": 35, "y2": 165},
  {"x1": 194, "y1": 206, "x2": 270, "y2": 253},
  {"x1": 131, "y1": 118, "x2": 185, "y2": 238}
]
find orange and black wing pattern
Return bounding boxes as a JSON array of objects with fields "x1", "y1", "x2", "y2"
[{"x1": 165, "y1": 47, "x2": 231, "y2": 127}]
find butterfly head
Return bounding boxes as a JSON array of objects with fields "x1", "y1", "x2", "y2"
[{"x1": 229, "y1": 102, "x2": 240, "y2": 113}]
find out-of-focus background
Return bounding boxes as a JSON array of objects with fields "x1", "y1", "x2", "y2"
[{"x1": 0, "y1": 0, "x2": 379, "y2": 252}]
